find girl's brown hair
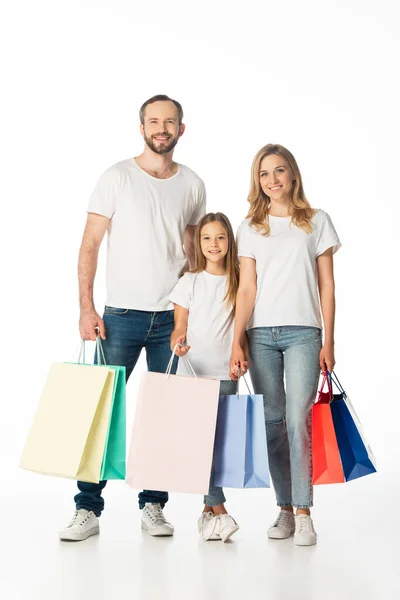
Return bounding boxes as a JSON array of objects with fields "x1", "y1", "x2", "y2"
[
  {"x1": 247, "y1": 143, "x2": 314, "y2": 235},
  {"x1": 191, "y1": 212, "x2": 239, "y2": 310}
]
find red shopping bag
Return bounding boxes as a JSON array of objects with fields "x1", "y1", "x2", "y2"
[{"x1": 312, "y1": 375, "x2": 345, "y2": 485}]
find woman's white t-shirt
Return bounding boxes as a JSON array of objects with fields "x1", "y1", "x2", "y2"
[
  {"x1": 236, "y1": 209, "x2": 341, "y2": 329},
  {"x1": 169, "y1": 271, "x2": 234, "y2": 380}
]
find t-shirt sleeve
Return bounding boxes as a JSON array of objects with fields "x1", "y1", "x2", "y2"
[
  {"x1": 237, "y1": 222, "x2": 255, "y2": 258},
  {"x1": 169, "y1": 273, "x2": 192, "y2": 309},
  {"x1": 87, "y1": 167, "x2": 120, "y2": 218},
  {"x1": 315, "y1": 211, "x2": 342, "y2": 257},
  {"x1": 188, "y1": 179, "x2": 206, "y2": 225}
]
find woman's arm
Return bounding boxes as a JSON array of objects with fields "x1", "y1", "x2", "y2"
[
  {"x1": 170, "y1": 304, "x2": 190, "y2": 357},
  {"x1": 317, "y1": 248, "x2": 336, "y2": 373},
  {"x1": 230, "y1": 257, "x2": 257, "y2": 377}
]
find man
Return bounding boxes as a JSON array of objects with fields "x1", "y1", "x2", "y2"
[{"x1": 59, "y1": 95, "x2": 206, "y2": 542}]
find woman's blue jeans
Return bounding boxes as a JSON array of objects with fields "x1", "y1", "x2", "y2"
[{"x1": 247, "y1": 326, "x2": 321, "y2": 508}]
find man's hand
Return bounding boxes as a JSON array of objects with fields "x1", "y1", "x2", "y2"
[{"x1": 79, "y1": 308, "x2": 106, "y2": 341}]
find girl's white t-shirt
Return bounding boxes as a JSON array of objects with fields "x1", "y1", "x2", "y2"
[
  {"x1": 237, "y1": 209, "x2": 341, "y2": 329},
  {"x1": 169, "y1": 271, "x2": 234, "y2": 380}
]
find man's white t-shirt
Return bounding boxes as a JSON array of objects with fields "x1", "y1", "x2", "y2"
[
  {"x1": 170, "y1": 271, "x2": 234, "y2": 380},
  {"x1": 87, "y1": 158, "x2": 206, "y2": 311},
  {"x1": 237, "y1": 210, "x2": 341, "y2": 329}
]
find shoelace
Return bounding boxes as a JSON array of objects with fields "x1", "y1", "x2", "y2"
[
  {"x1": 146, "y1": 504, "x2": 165, "y2": 523},
  {"x1": 68, "y1": 510, "x2": 91, "y2": 527},
  {"x1": 296, "y1": 515, "x2": 312, "y2": 533},
  {"x1": 274, "y1": 511, "x2": 293, "y2": 529},
  {"x1": 203, "y1": 514, "x2": 220, "y2": 541}
]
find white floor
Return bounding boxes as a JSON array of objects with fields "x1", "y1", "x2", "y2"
[{"x1": 2, "y1": 460, "x2": 399, "y2": 600}]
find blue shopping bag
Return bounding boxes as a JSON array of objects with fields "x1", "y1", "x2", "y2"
[
  {"x1": 329, "y1": 372, "x2": 376, "y2": 482},
  {"x1": 213, "y1": 376, "x2": 270, "y2": 488}
]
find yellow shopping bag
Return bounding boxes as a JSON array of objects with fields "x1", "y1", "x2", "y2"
[{"x1": 20, "y1": 360, "x2": 116, "y2": 483}]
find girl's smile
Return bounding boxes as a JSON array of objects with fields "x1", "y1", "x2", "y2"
[{"x1": 201, "y1": 222, "x2": 229, "y2": 263}]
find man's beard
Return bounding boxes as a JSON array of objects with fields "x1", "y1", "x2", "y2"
[{"x1": 144, "y1": 131, "x2": 179, "y2": 155}]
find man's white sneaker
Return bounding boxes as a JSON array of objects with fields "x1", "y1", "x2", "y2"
[
  {"x1": 294, "y1": 514, "x2": 317, "y2": 546},
  {"x1": 198, "y1": 512, "x2": 221, "y2": 541},
  {"x1": 267, "y1": 510, "x2": 295, "y2": 539},
  {"x1": 141, "y1": 503, "x2": 174, "y2": 537},
  {"x1": 59, "y1": 509, "x2": 99, "y2": 542},
  {"x1": 219, "y1": 514, "x2": 239, "y2": 543}
]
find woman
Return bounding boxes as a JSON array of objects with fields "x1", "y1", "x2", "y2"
[{"x1": 231, "y1": 144, "x2": 341, "y2": 546}]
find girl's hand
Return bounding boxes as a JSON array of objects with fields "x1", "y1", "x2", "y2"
[
  {"x1": 171, "y1": 334, "x2": 191, "y2": 357},
  {"x1": 320, "y1": 343, "x2": 335, "y2": 374},
  {"x1": 230, "y1": 343, "x2": 249, "y2": 379}
]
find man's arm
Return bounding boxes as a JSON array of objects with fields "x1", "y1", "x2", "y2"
[
  {"x1": 183, "y1": 224, "x2": 196, "y2": 270},
  {"x1": 78, "y1": 212, "x2": 110, "y2": 340}
]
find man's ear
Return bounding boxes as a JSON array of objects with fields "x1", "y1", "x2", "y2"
[
  {"x1": 179, "y1": 123, "x2": 186, "y2": 137},
  {"x1": 140, "y1": 123, "x2": 145, "y2": 138}
]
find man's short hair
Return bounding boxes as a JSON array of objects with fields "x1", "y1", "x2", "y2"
[{"x1": 139, "y1": 95, "x2": 184, "y2": 125}]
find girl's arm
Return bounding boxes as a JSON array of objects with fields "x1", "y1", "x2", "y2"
[
  {"x1": 171, "y1": 304, "x2": 191, "y2": 357},
  {"x1": 230, "y1": 257, "x2": 257, "y2": 377},
  {"x1": 317, "y1": 248, "x2": 336, "y2": 373}
]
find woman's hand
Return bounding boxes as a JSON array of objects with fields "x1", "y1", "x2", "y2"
[
  {"x1": 320, "y1": 343, "x2": 335, "y2": 374},
  {"x1": 170, "y1": 333, "x2": 190, "y2": 357},
  {"x1": 230, "y1": 342, "x2": 249, "y2": 379}
]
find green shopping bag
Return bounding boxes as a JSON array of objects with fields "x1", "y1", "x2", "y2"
[
  {"x1": 80, "y1": 338, "x2": 126, "y2": 481},
  {"x1": 99, "y1": 363, "x2": 126, "y2": 479}
]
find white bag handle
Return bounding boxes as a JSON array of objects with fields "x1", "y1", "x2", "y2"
[
  {"x1": 236, "y1": 368, "x2": 253, "y2": 396},
  {"x1": 165, "y1": 344, "x2": 197, "y2": 379},
  {"x1": 77, "y1": 335, "x2": 107, "y2": 366}
]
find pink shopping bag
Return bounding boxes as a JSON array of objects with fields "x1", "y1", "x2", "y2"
[{"x1": 126, "y1": 350, "x2": 220, "y2": 494}]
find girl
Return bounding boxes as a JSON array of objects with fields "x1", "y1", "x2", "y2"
[
  {"x1": 170, "y1": 212, "x2": 240, "y2": 542},
  {"x1": 231, "y1": 144, "x2": 341, "y2": 546}
]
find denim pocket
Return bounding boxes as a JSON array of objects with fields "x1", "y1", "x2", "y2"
[{"x1": 104, "y1": 306, "x2": 129, "y2": 315}]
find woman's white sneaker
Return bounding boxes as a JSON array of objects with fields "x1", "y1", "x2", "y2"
[
  {"x1": 267, "y1": 510, "x2": 295, "y2": 539},
  {"x1": 59, "y1": 509, "x2": 99, "y2": 541},
  {"x1": 219, "y1": 514, "x2": 239, "y2": 542},
  {"x1": 141, "y1": 503, "x2": 174, "y2": 536},
  {"x1": 294, "y1": 514, "x2": 317, "y2": 546}
]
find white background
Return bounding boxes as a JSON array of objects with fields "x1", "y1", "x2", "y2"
[{"x1": 1, "y1": 1, "x2": 399, "y2": 598}]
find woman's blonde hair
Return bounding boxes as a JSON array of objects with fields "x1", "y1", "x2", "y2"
[
  {"x1": 191, "y1": 212, "x2": 239, "y2": 310},
  {"x1": 247, "y1": 143, "x2": 314, "y2": 235}
]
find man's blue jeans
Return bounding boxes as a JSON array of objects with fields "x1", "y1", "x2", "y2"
[
  {"x1": 247, "y1": 326, "x2": 321, "y2": 509},
  {"x1": 74, "y1": 306, "x2": 177, "y2": 516}
]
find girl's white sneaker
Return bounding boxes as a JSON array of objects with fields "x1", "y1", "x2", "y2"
[
  {"x1": 219, "y1": 514, "x2": 239, "y2": 542},
  {"x1": 198, "y1": 512, "x2": 221, "y2": 540}
]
